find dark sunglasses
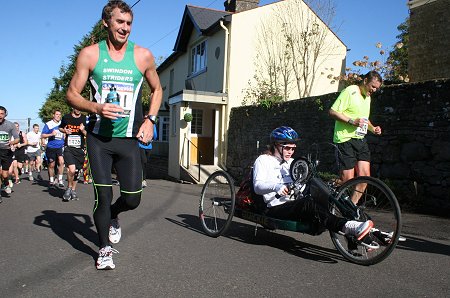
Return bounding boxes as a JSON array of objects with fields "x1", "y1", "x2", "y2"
[{"x1": 280, "y1": 144, "x2": 296, "y2": 151}]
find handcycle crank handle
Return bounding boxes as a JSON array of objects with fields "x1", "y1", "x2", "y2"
[{"x1": 275, "y1": 185, "x2": 295, "y2": 198}]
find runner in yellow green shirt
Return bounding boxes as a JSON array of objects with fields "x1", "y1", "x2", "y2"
[{"x1": 329, "y1": 71, "x2": 382, "y2": 204}]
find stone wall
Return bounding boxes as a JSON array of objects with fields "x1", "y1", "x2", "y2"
[
  {"x1": 227, "y1": 79, "x2": 450, "y2": 216},
  {"x1": 409, "y1": 0, "x2": 450, "y2": 82}
]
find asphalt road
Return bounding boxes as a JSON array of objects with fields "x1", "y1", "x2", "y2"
[{"x1": 1, "y1": 173, "x2": 449, "y2": 297}]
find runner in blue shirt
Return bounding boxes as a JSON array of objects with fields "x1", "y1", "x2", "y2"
[{"x1": 41, "y1": 110, "x2": 65, "y2": 188}]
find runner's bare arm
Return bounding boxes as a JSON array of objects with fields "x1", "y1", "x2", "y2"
[
  {"x1": 329, "y1": 109, "x2": 353, "y2": 125},
  {"x1": 135, "y1": 46, "x2": 163, "y2": 143},
  {"x1": 141, "y1": 48, "x2": 162, "y2": 118},
  {"x1": 368, "y1": 120, "x2": 382, "y2": 135}
]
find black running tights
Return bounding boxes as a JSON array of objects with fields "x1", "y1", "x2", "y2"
[{"x1": 86, "y1": 133, "x2": 142, "y2": 248}]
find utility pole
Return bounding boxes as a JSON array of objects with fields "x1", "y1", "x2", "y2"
[{"x1": 27, "y1": 118, "x2": 31, "y2": 133}]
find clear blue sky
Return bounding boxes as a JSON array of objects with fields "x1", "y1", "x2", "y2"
[{"x1": 1, "y1": 0, "x2": 409, "y2": 129}]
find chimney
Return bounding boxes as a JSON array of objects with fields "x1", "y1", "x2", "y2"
[{"x1": 224, "y1": 0, "x2": 260, "y2": 12}]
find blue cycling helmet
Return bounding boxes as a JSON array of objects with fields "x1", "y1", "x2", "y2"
[{"x1": 270, "y1": 126, "x2": 299, "y2": 143}]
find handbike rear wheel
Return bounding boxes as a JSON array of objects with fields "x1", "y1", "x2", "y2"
[
  {"x1": 329, "y1": 176, "x2": 402, "y2": 265},
  {"x1": 199, "y1": 171, "x2": 236, "y2": 237}
]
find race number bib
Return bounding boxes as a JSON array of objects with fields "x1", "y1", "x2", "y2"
[
  {"x1": 101, "y1": 81, "x2": 134, "y2": 117},
  {"x1": 355, "y1": 119, "x2": 368, "y2": 137},
  {"x1": 67, "y1": 135, "x2": 82, "y2": 148},
  {"x1": 0, "y1": 133, "x2": 9, "y2": 142},
  {"x1": 55, "y1": 130, "x2": 64, "y2": 140}
]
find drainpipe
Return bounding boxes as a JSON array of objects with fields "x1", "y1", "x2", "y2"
[
  {"x1": 219, "y1": 19, "x2": 230, "y2": 170},
  {"x1": 219, "y1": 19, "x2": 229, "y2": 94}
]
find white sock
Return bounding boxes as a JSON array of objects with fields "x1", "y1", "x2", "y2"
[
  {"x1": 50, "y1": 177, "x2": 54, "y2": 183},
  {"x1": 58, "y1": 175, "x2": 63, "y2": 182}
]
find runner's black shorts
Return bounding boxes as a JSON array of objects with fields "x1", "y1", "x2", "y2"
[
  {"x1": 64, "y1": 147, "x2": 85, "y2": 170},
  {"x1": 336, "y1": 138, "x2": 370, "y2": 170},
  {"x1": 0, "y1": 149, "x2": 13, "y2": 169},
  {"x1": 14, "y1": 149, "x2": 28, "y2": 163},
  {"x1": 45, "y1": 147, "x2": 64, "y2": 163}
]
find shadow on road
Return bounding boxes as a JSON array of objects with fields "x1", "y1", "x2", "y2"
[
  {"x1": 169, "y1": 214, "x2": 344, "y2": 265},
  {"x1": 33, "y1": 210, "x2": 98, "y2": 260},
  {"x1": 1, "y1": 190, "x2": 12, "y2": 198},
  {"x1": 396, "y1": 235, "x2": 450, "y2": 257},
  {"x1": 28, "y1": 176, "x2": 66, "y2": 199}
]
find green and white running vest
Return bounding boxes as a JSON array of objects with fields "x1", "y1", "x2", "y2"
[{"x1": 88, "y1": 40, "x2": 144, "y2": 138}]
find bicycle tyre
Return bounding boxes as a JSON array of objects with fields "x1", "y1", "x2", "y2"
[
  {"x1": 329, "y1": 176, "x2": 402, "y2": 265},
  {"x1": 199, "y1": 171, "x2": 236, "y2": 237}
]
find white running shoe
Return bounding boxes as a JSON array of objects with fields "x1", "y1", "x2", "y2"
[
  {"x1": 142, "y1": 180, "x2": 147, "y2": 188},
  {"x1": 343, "y1": 220, "x2": 374, "y2": 240},
  {"x1": 96, "y1": 246, "x2": 118, "y2": 270},
  {"x1": 1, "y1": 185, "x2": 12, "y2": 194},
  {"x1": 109, "y1": 218, "x2": 121, "y2": 244}
]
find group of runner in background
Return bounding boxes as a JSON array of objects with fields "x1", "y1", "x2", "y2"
[
  {"x1": 1, "y1": 108, "x2": 93, "y2": 202},
  {"x1": 1, "y1": 106, "x2": 155, "y2": 204}
]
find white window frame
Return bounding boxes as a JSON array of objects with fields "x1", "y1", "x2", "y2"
[
  {"x1": 157, "y1": 116, "x2": 169, "y2": 142},
  {"x1": 190, "y1": 109, "x2": 203, "y2": 136},
  {"x1": 190, "y1": 40, "x2": 207, "y2": 75}
]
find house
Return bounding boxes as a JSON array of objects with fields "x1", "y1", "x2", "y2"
[
  {"x1": 408, "y1": 0, "x2": 450, "y2": 82},
  {"x1": 155, "y1": 0, "x2": 347, "y2": 182}
]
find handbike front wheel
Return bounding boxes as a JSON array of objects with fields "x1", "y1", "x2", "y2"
[
  {"x1": 290, "y1": 157, "x2": 312, "y2": 184},
  {"x1": 330, "y1": 176, "x2": 402, "y2": 265},
  {"x1": 199, "y1": 171, "x2": 236, "y2": 237}
]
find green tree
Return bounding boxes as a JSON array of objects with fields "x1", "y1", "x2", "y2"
[
  {"x1": 385, "y1": 18, "x2": 409, "y2": 82},
  {"x1": 39, "y1": 21, "x2": 154, "y2": 121},
  {"x1": 39, "y1": 21, "x2": 107, "y2": 122}
]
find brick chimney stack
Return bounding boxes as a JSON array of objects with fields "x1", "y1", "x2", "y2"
[{"x1": 224, "y1": 0, "x2": 260, "y2": 12}]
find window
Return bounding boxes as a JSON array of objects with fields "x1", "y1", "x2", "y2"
[
  {"x1": 191, "y1": 109, "x2": 203, "y2": 135},
  {"x1": 158, "y1": 116, "x2": 169, "y2": 142},
  {"x1": 169, "y1": 69, "x2": 174, "y2": 96},
  {"x1": 171, "y1": 106, "x2": 177, "y2": 136},
  {"x1": 190, "y1": 41, "x2": 207, "y2": 75}
]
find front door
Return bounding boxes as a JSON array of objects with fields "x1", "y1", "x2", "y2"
[{"x1": 189, "y1": 108, "x2": 214, "y2": 165}]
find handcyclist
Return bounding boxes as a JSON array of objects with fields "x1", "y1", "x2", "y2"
[
  {"x1": 253, "y1": 126, "x2": 374, "y2": 241},
  {"x1": 66, "y1": 0, "x2": 162, "y2": 270}
]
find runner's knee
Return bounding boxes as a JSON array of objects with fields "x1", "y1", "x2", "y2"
[
  {"x1": 122, "y1": 192, "x2": 141, "y2": 210},
  {"x1": 95, "y1": 187, "x2": 113, "y2": 208}
]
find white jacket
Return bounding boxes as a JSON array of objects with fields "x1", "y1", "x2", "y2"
[{"x1": 252, "y1": 154, "x2": 293, "y2": 207}]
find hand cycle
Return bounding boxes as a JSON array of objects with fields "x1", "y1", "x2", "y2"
[{"x1": 198, "y1": 144, "x2": 402, "y2": 265}]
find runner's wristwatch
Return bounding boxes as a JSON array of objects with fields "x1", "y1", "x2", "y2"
[{"x1": 144, "y1": 115, "x2": 157, "y2": 124}]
